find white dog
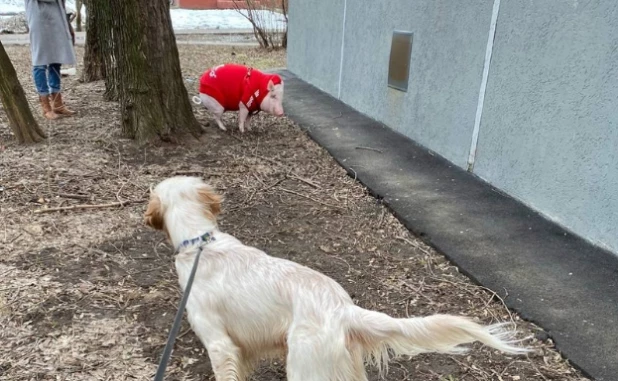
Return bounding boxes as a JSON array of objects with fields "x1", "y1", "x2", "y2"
[{"x1": 144, "y1": 176, "x2": 529, "y2": 381}]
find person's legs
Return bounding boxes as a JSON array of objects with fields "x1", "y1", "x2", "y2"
[
  {"x1": 47, "y1": 63, "x2": 61, "y2": 94},
  {"x1": 33, "y1": 65, "x2": 58, "y2": 120},
  {"x1": 48, "y1": 63, "x2": 75, "y2": 116},
  {"x1": 32, "y1": 65, "x2": 50, "y2": 95}
]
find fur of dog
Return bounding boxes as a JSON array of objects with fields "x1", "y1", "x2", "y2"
[{"x1": 144, "y1": 176, "x2": 529, "y2": 381}]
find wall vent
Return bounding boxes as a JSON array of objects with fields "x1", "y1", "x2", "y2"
[{"x1": 388, "y1": 31, "x2": 413, "y2": 92}]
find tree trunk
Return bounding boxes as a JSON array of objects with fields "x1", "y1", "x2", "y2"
[
  {"x1": 93, "y1": 0, "x2": 119, "y2": 100},
  {"x1": 281, "y1": 0, "x2": 288, "y2": 48},
  {"x1": 0, "y1": 41, "x2": 46, "y2": 144},
  {"x1": 75, "y1": 0, "x2": 83, "y2": 32},
  {"x1": 106, "y1": 0, "x2": 201, "y2": 141},
  {"x1": 81, "y1": 0, "x2": 105, "y2": 82}
]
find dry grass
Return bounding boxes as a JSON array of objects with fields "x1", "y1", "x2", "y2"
[{"x1": 0, "y1": 44, "x2": 589, "y2": 381}]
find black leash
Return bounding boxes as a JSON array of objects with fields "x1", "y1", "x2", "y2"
[{"x1": 153, "y1": 245, "x2": 204, "y2": 381}]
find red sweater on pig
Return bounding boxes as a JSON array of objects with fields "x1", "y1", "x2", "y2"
[{"x1": 199, "y1": 64, "x2": 282, "y2": 114}]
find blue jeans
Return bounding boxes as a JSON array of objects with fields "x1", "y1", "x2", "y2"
[{"x1": 32, "y1": 64, "x2": 62, "y2": 95}]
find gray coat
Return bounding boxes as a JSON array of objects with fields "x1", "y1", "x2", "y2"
[{"x1": 25, "y1": 0, "x2": 76, "y2": 66}]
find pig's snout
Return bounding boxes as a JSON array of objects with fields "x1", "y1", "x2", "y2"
[{"x1": 274, "y1": 106, "x2": 285, "y2": 117}]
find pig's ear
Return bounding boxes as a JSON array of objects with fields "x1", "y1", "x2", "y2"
[{"x1": 267, "y1": 79, "x2": 275, "y2": 92}]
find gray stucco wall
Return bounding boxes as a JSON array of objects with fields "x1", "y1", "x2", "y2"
[
  {"x1": 287, "y1": 0, "x2": 344, "y2": 96},
  {"x1": 474, "y1": 1, "x2": 618, "y2": 253},
  {"x1": 338, "y1": 1, "x2": 493, "y2": 168},
  {"x1": 287, "y1": 0, "x2": 618, "y2": 254}
]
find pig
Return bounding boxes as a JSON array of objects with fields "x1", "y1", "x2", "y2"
[{"x1": 193, "y1": 63, "x2": 285, "y2": 133}]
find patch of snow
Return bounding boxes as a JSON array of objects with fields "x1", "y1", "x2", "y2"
[
  {"x1": 0, "y1": 0, "x2": 286, "y2": 31},
  {"x1": 0, "y1": 0, "x2": 23, "y2": 14},
  {"x1": 170, "y1": 9, "x2": 285, "y2": 30},
  {"x1": 0, "y1": 0, "x2": 78, "y2": 14}
]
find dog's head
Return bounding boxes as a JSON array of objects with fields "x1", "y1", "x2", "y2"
[{"x1": 144, "y1": 176, "x2": 223, "y2": 235}]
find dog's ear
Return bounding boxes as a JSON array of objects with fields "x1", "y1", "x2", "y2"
[
  {"x1": 144, "y1": 194, "x2": 165, "y2": 230},
  {"x1": 196, "y1": 184, "x2": 223, "y2": 220}
]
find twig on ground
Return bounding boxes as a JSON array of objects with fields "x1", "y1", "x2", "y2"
[
  {"x1": 173, "y1": 170, "x2": 228, "y2": 177},
  {"x1": 254, "y1": 154, "x2": 280, "y2": 167},
  {"x1": 116, "y1": 176, "x2": 132, "y2": 206},
  {"x1": 57, "y1": 193, "x2": 90, "y2": 200},
  {"x1": 399, "y1": 280, "x2": 434, "y2": 304},
  {"x1": 173, "y1": 170, "x2": 204, "y2": 176},
  {"x1": 396, "y1": 236, "x2": 434, "y2": 257},
  {"x1": 178, "y1": 327, "x2": 193, "y2": 339},
  {"x1": 226, "y1": 204, "x2": 258, "y2": 213},
  {"x1": 280, "y1": 187, "x2": 344, "y2": 210},
  {"x1": 262, "y1": 178, "x2": 285, "y2": 192},
  {"x1": 450, "y1": 357, "x2": 492, "y2": 380},
  {"x1": 74, "y1": 243, "x2": 111, "y2": 257},
  {"x1": 33, "y1": 199, "x2": 146, "y2": 214},
  {"x1": 8, "y1": 233, "x2": 23, "y2": 244},
  {"x1": 355, "y1": 146, "x2": 383, "y2": 154},
  {"x1": 231, "y1": 133, "x2": 244, "y2": 143},
  {"x1": 0, "y1": 268, "x2": 16, "y2": 278},
  {"x1": 129, "y1": 266, "x2": 167, "y2": 275},
  {"x1": 526, "y1": 355, "x2": 551, "y2": 381},
  {"x1": 287, "y1": 173, "x2": 321, "y2": 189},
  {"x1": 376, "y1": 208, "x2": 387, "y2": 229}
]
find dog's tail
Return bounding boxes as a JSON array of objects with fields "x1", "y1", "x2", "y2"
[{"x1": 344, "y1": 306, "x2": 530, "y2": 372}]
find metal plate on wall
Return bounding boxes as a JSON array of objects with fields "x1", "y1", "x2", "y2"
[{"x1": 388, "y1": 31, "x2": 413, "y2": 92}]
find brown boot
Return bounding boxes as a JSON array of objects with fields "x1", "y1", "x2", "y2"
[
  {"x1": 50, "y1": 92, "x2": 76, "y2": 116},
  {"x1": 39, "y1": 95, "x2": 59, "y2": 120}
]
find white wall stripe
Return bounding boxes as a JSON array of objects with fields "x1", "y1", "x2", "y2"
[
  {"x1": 337, "y1": 0, "x2": 348, "y2": 100},
  {"x1": 467, "y1": 0, "x2": 501, "y2": 172}
]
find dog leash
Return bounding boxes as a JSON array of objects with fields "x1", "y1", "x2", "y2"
[{"x1": 153, "y1": 244, "x2": 204, "y2": 381}]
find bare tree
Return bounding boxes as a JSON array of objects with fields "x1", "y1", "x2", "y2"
[
  {"x1": 280, "y1": 0, "x2": 287, "y2": 48},
  {"x1": 233, "y1": 0, "x2": 288, "y2": 49},
  {"x1": 81, "y1": 0, "x2": 105, "y2": 82},
  {"x1": 87, "y1": 0, "x2": 201, "y2": 141},
  {"x1": 75, "y1": 0, "x2": 83, "y2": 32},
  {"x1": 0, "y1": 40, "x2": 46, "y2": 144}
]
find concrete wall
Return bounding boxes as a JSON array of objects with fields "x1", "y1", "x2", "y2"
[
  {"x1": 289, "y1": 1, "x2": 494, "y2": 167},
  {"x1": 338, "y1": 1, "x2": 493, "y2": 168},
  {"x1": 288, "y1": 0, "x2": 618, "y2": 255},
  {"x1": 474, "y1": 0, "x2": 618, "y2": 253},
  {"x1": 287, "y1": 0, "x2": 343, "y2": 96}
]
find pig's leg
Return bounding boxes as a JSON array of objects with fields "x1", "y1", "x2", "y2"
[
  {"x1": 245, "y1": 114, "x2": 253, "y2": 131},
  {"x1": 200, "y1": 94, "x2": 227, "y2": 131},
  {"x1": 213, "y1": 115, "x2": 227, "y2": 132},
  {"x1": 238, "y1": 103, "x2": 250, "y2": 133}
]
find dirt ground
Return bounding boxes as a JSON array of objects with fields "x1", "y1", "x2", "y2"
[{"x1": 0, "y1": 44, "x2": 590, "y2": 381}]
